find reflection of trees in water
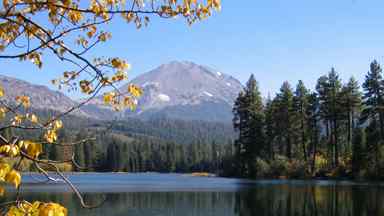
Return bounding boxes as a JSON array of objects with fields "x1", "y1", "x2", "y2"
[
  {"x1": 235, "y1": 185, "x2": 384, "y2": 216},
  {"x1": 2, "y1": 186, "x2": 384, "y2": 216},
  {"x1": 10, "y1": 192, "x2": 237, "y2": 216}
]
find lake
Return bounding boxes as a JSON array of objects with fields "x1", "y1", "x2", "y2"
[{"x1": 2, "y1": 173, "x2": 384, "y2": 215}]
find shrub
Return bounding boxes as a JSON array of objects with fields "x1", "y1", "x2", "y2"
[
  {"x1": 254, "y1": 157, "x2": 271, "y2": 178},
  {"x1": 269, "y1": 155, "x2": 290, "y2": 177}
]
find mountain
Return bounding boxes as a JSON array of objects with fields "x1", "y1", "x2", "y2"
[
  {"x1": 85, "y1": 61, "x2": 243, "y2": 122},
  {"x1": 1, "y1": 61, "x2": 244, "y2": 123},
  {"x1": 0, "y1": 75, "x2": 88, "y2": 116}
]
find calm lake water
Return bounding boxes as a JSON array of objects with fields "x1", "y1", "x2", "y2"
[{"x1": 2, "y1": 173, "x2": 384, "y2": 216}]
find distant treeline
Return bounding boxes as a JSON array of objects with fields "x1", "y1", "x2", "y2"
[
  {"x1": 2, "y1": 114, "x2": 236, "y2": 175},
  {"x1": 233, "y1": 60, "x2": 384, "y2": 179}
]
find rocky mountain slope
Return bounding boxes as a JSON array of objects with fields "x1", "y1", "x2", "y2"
[
  {"x1": 0, "y1": 75, "x2": 87, "y2": 116},
  {"x1": 1, "y1": 61, "x2": 244, "y2": 123},
  {"x1": 85, "y1": 61, "x2": 243, "y2": 122}
]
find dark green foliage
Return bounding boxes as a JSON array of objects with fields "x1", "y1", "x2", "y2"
[
  {"x1": 361, "y1": 60, "x2": 384, "y2": 139},
  {"x1": 233, "y1": 75, "x2": 266, "y2": 177},
  {"x1": 316, "y1": 68, "x2": 343, "y2": 167},
  {"x1": 233, "y1": 61, "x2": 384, "y2": 180},
  {"x1": 274, "y1": 81, "x2": 295, "y2": 159},
  {"x1": 352, "y1": 127, "x2": 365, "y2": 176},
  {"x1": 340, "y1": 77, "x2": 362, "y2": 153},
  {"x1": 293, "y1": 80, "x2": 310, "y2": 161}
]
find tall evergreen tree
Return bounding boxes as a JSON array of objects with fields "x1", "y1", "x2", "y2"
[
  {"x1": 306, "y1": 92, "x2": 320, "y2": 174},
  {"x1": 340, "y1": 77, "x2": 362, "y2": 153},
  {"x1": 294, "y1": 80, "x2": 310, "y2": 161},
  {"x1": 316, "y1": 68, "x2": 343, "y2": 167},
  {"x1": 275, "y1": 81, "x2": 295, "y2": 159},
  {"x1": 361, "y1": 60, "x2": 384, "y2": 139},
  {"x1": 265, "y1": 95, "x2": 277, "y2": 160},
  {"x1": 233, "y1": 74, "x2": 265, "y2": 176}
]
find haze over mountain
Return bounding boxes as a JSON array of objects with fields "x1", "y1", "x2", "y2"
[{"x1": 1, "y1": 61, "x2": 244, "y2": 123}]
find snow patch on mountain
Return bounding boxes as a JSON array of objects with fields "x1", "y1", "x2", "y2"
[
  {"x1": 158, "y1": 94, "x2": 171, "y2": 102},
  {"x1": 203, "y1": 91, "x2": 213, "y2": 97}
]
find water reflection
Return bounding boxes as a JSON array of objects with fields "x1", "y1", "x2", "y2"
[{"x1": 2, "y1": 182, "x2": 384, "y2": 215}]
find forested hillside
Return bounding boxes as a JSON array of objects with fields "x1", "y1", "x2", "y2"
[{"x1": 1, "y1": 113, "x2": 236, "y2": 175}]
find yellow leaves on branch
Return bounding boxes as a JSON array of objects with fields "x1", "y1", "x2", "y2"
[
  {"x1": 0, "y1": 163, "x2": 10, "y2": 181},
  {"x1": 5, "y1": 169, "x2": 21, "y2": 188},
  {"x1": 0, "y1": 85, "x2": 4, "y2": 97},
  {"x1": 111, "y1": 58, "x2": 130, "y2": 70},
  {"x1": 44, "y1": 130, "x2": 57, "y2": 144},
  {"x1": 98, "y1": 32, "x2": 112, "y2": 42},
  {"x1": 103, "y1": 83, "x2": 141, "y2": 110},
  {"x1": 27, "y1": 53, "x2": 43, "y2": 69},
  {"x1": 103, "y1": 92, "x2": 116, "y2": 105},
  {"x1": 54, "y1": 120, "x2": 63, "y2": 129},
  {"x1": 0, "y1": 163, "x2": 21, "y2": 189},
  {"x1": 20, "y1": 140, "x2": 43, "y2": 159},
  {"x1": 38, "y1": 202, "x2": 68, "y2": 216},
  {"x1": 6, "y1": 201, "x2": 67, "y2": 216},
  {"x1": 128, "y1": 84, "x2": 143, "y2": 97},
  {"x1": 11, "y1": 115, "x2": 23, "y2": 126},
  {"x1": 15, "y1": 96, "x2": 30, "y2": 108},
  {"x1": 87, "y1": 25, "x2": 97, "y2": 38},
  {"x1": 0, "y1": 107, "x2": 6, "y2": 119},
  {"x1": 0, "y1": 144, "x2": 19, "y2": 157},
  {"x1": 44, "y1": 120, "x2": 62, "y2": 143},
  {"x1": 67, "y1": 8, "x2": 83, "y2": 23}
]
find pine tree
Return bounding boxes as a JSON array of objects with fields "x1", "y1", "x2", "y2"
[
  {"x1": 275, "y1": 81, "x2": 295, "y2": 159},
  {"x1": 293, "y1": 80, "x2": 310, "y2": 161},
  {"x1": 316, "y1": 68, "x2": 343, "y2": 167},
  {"x1": 361, "y1": 60, "x2": 384, "y2": 140},
  {"x1": 306, "y1": 92, "x2": 320, "y2": 174},
  {"x1": 265, "y1": 95, "x2": 277, "y2": 160},
  {"x1": 340, "y1": 77, "x2": 362, "y2": 153},
  {"x1": 233, "y1": 74, "x2": 265, "y2": 176}
]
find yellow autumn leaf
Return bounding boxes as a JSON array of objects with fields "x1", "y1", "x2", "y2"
[
  {"x1": 0, "y1": 163, "x2": 10, "y2": 180},
  {"x1": 213, "y1": 0, "x2": 221, "y2": 11},
  {"x1": 39, "y1": 203, "x2": 68, "y2": 216},
  {"x1": 15, "y1": 96, "x2": 30, "y2": 108},
  {"x1": 128, "y1": 84, "x2": 143, "y2": 97},
  {"x1": 0, "y1": 145, "x2": 11, "y2": 155},
  {"x1": 27, "y1": 113, "x2": 38, "y2": 123},
  {"x1": 111, "y1": 58, "x2": 130, "y2": 70},
  {"x1": 103, "y1": 92, "x2": 116, "y2": 105},
  {"x1": 0, "y1": 145, "x2": 19, "y2": 157},
  {"x1": 9, "y1": 145, "x2": 19, "y2": 157},
  {"x1": 54, "y1": 120, "x2": 63, "y2": 129},
  {"x1": 18, "y1": 140, "x2": 33, "y2": 149},
  {"x1": 5, "y1": 169, "x2": 21, "y2": 188},
  {"x1": 0, "y1": 85, "x2": 4, "y2": 97},
  {"x1": 44, "y1": 130, "x2": 57, "y2": 143},
  {"x1": 26, "y1": 142, "x2": 42, "y2": 159},
  {"x1": 31, "y1": 114, "x2": 38, "y2": 123},
  {"x1": 12, "y1": 115, "x2": 23, "y2": 125},
  {"x1": 5, "y1": 206, "x2": 24, "y2": 216},
  {"x1": 0, "y1": 107, "x2": 6, "y2": 118}
]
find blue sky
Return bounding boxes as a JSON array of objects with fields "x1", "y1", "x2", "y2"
[{"x1": 1, "y1": 0, "x2": 384, "y2": 97}]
